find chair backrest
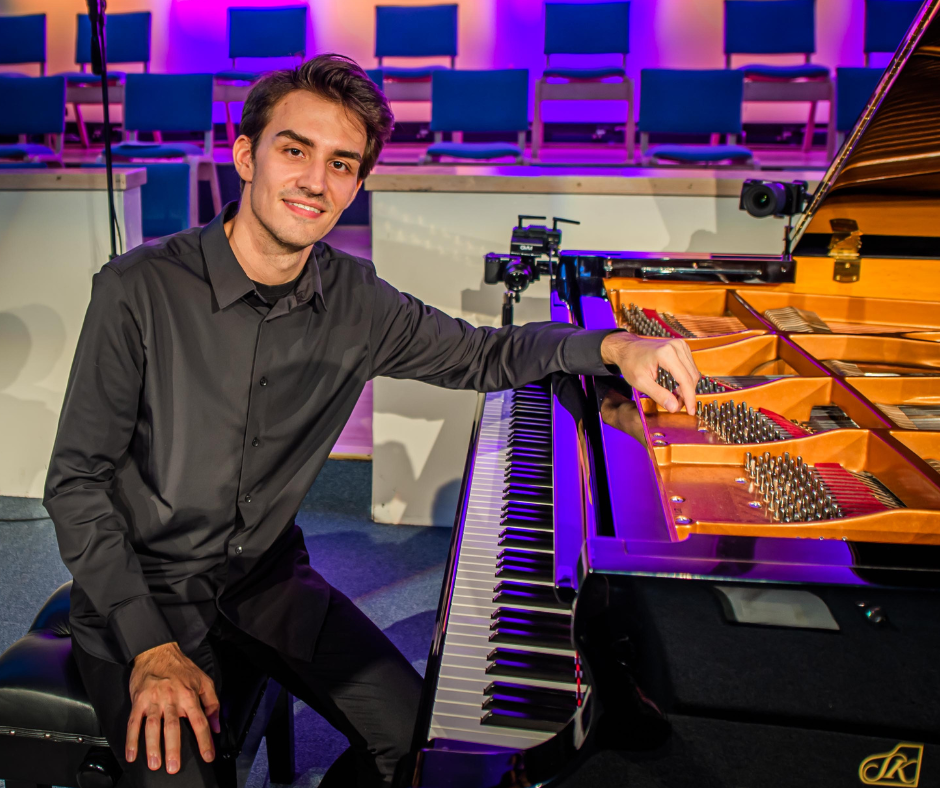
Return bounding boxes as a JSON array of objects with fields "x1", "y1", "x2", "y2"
[
  {"x1": 0, "y1": 14, "x2": 46, "y2": 72},
  {"x1": 375, "y1": 4, "x2": 458, "y2": 60},
  {"x1": 865, "y1": 0, "x2": 920, "y2": 56},
  {"x1": 639, "y1": 69, "x2": 744, "y2": 135},
  {"x1": 544, "y1": 2, "x2": 630, "y2": 56},
  {"x1": 77, "y1": 12, "x2": 151, "y2": 66},
  {"x1": 724, "y1": 0, "x2": 816, "y2": 56},
  {"x1": 835, "y1": 67, "x2": 884, "y2": 132},
  {"x1": 365, "y1": 68, "x2": 385, "y2": 91},
  {"x1": 228, "y1": 6, "x2": 307, "y2": 60},
  {"x1": 124, "y1": 73, "x2": 214, "y2": 133},
  {"x1": 0, "y1": 75, "x2": 65, "y2": 135},
  {"x1": 430, "y1": 69, "x2": 529, "y2": 133}
]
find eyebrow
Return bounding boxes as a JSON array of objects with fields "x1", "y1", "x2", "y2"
[{"x1": 275, "y1": 129, "x2": 363, "y2": 162}]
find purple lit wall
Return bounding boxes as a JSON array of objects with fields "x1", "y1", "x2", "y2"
[{"x1": 0, "y1": 0, "x2": 894, "y2": 124}]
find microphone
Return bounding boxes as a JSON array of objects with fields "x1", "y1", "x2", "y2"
[{"x1": 86, "y1": 0, "x2": 106, "y2": 76}]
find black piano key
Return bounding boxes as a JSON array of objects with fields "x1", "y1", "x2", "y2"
[
  {"x1": 502, "y1": 487, "x2": 553, "y2": 505},
  {"x1": 494, "y1": 564, "x2": 552, "y2": 583},
  {"x1": 483, "y1": 692, "x2": 576, "y2": 718},
  {"x1": 491, "y1": 606, "x2": 571, "y2": 626},
  {"x1": 485, "y1": 647, "x2": 579, "y2": 683},
  {"x1": 480, "y1": 709, "x2": 568, "y2": 733},
  {"x1": 488, "y1": 625, "x2": 570, "y2": 648},
  {"x1": 504, "y1": 474, "x2": 552, "y2": 489},
  {"x1": 493, "y1": 581, "x2": 568, "y2": 610},
  {"x1": 498, "y1": 529, "x2": 553, "y2": 550},
  {"x1": 501, "y1": 502, "x2": 550, "y2": 518},
  {"x1": 484, "y1": 681, "x2": 578, "y2": 709},
  {"x1": 496, "y1": 548, "x2": 554, "y2": 565},
  {"x1": 499, "y1": 516, "x2": 552, "y2": 532}
]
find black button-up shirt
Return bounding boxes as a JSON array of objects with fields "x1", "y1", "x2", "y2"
[{"x1": 44, "y1": 203, "x2": 613, "y2": 664}]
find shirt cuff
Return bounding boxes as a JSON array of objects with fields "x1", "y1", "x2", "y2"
[
  {"x1": 561, "y1": 329, "x2": 624, "y2": 376},
  {"x1": 109, "y1": 595, "x2": 176, "y2": 664}
]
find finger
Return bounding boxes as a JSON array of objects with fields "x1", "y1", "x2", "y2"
[
  {"x1": 200, "y1": 678, "x2": 222, "y2": 735},
  {"x1": 636, "y1": 375, "x2": 680, "y2": 413},
  {"x1": 184, "y1": 702, "x2": 216, "y2": 763},
  {"x1": 145, "y1": 705, "x2": 163, "y2": 771},
  {"x1": 660, "y1": 350, "x2": 697, "y2": 415},
  {"x1": 164, "y1": 705, "x2": 181, "y2": 774},
  {"x1": 670, "y1": 340, "x2": 701, "y2": 389},
  {"x1": 125, "y1": 705, "x2": 143, "y2": 762}
]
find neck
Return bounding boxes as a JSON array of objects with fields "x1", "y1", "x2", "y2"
[{"x1": 224, "y1": 200, "x2": 313, "y2": 285}]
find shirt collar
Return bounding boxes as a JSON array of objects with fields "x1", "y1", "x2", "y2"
[{"x1": 200, "y1": 201, "x2": 327, "y2": 312}]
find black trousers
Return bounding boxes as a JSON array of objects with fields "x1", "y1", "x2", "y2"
[{"x1": 73, "y1": 587, "x2": 423, "y2": 788}]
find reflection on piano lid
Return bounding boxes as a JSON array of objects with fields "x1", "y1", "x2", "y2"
[{"x1": 823, "y1": 359, "x2": 940, "y2": 376}]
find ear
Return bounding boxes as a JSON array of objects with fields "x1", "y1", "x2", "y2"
[{"x1": 232, "y1": 135, "x2": 254, "y2": 185}]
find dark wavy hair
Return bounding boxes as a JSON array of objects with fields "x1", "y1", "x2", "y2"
[{"x1": 239, "y1": 53, "x2": 394, "y2": 181}]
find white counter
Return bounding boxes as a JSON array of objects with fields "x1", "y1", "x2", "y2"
[{"x1": 0, "y1": 168, "x2": 145, "y2": 498}]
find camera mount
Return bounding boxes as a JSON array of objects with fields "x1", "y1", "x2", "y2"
[{"x1": 484, "y1": 216, "x2": 579, "y2": 326}]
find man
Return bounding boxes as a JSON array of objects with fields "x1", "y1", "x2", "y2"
[{"x1": 45, "y1": 54, "x2": 700, "y2": 788}]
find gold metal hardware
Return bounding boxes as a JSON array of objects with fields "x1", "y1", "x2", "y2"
[{"x1": 828, "y1": 218, "x2": 862, "y2": 282}]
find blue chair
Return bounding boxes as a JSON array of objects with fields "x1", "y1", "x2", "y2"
[
  {"x1": 425, "y1": 70, "x2": 529, "y2": 163},
  {"x1": 725, "y1": 0, "x2": 834, "y2": 157},
  {"x1": 0, "y1": 76, "x2": 65, "y2": 164},
  {"x1": 834, "y1": 67, "x2": 884, "y2": 147},
  {"x1": 865, "y1": 0, "x2": 921, "y2": 65},
  {"x1": 85, "y1": 162, "x2": 192, "y2": 238},
  {"x1": 375, "y1": 4, "x2": 458, "y2": 102},
  {"x1": 534, "y1": 2, "x2": 634, "y2": 162},
  {"x1": 365, "y1": 68, "x2": 385, "y2": 91},
  {"x1": 58, "y1": 12, "x2": 152, "y2": 148},
  {"x1": 110, "y1": 74, "x2": 220, "y2": 227},
  {"x1": 215, "y1": 6, "x2": 308, "y2": 146},
  {"x1": 0, "y1": 14, "x2": 46, "y2": 77},
  {"x1": 638, "y1": 69, "x2": 754, "y2": 166}
]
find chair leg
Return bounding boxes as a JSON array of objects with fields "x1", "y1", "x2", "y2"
[
  {"x1": 803, "y1": 100, "x2": 818, "y2": 154},
  {"x1": 625, "y1": 99, "x2": 636, "y2": 164},
  {"x1": 532, "y1": 88, "x2": 543, "y2": 161},
  {"x1": 225, "y1": 101, "x2": 236, "y2": 148},
  {"x1": 826, "y1": 91, "x2": 837, "y2": 160},
  {"x1": 265, "y1": 687, "x2": 295, "y2": 785},
  {"x1": 203, "y1": 160, "x2": 222, "y2": 216},
  {"x1": 74, "y1": 103, "x2": 90, "y2": 148},
  {"x1": 188, "y1": 159, "x2": 200, "y2": 228}
]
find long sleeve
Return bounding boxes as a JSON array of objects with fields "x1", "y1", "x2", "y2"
[
  {"x1": 44, "y1": 267, "x2": 174, "y2": 663},
  {"x1": 368, "y1": 274, "x2": 615, "y2": 388}
]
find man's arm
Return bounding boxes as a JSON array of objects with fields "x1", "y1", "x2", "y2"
[
  {"x1": 367, "y1": 275, "x2": 700, "y2": 413},
  {"x1": 43, "y1": 268, "x2": 218, "y2": 774},
  {"x1": 44, "y1": 267, "x2": 174, "y2": 660}
]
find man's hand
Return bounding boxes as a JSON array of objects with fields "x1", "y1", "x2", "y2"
[
  {"x1": 126, "y1": 642, "x2": 221, "y2": 774},
  {"x1": 601, "y1": 333, "x2": 701, "y2": 415}
]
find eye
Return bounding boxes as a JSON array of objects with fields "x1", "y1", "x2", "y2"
[
  {"x1": 330, "y1": 160, "x2": 351, "y2": 172},
  {"x1": 286, "y1": 147, "x2": 303, "y2": 157}
]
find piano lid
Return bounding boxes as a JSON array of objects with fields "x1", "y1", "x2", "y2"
[{"x1": 792, "y1": 0, "x2": 940, "y2": 251}]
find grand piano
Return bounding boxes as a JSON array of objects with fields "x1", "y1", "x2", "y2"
[{"x1": 402, "y1": 3, "x2": 940, "y2": 786}]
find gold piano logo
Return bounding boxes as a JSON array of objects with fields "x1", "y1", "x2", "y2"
[{"x1": 858, "y1": 743, "x2": 924, "y2": 786}]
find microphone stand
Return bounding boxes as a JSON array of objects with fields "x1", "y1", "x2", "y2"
[{"x1": 88, "y1": 0, "x2": 118, "y2": 259}]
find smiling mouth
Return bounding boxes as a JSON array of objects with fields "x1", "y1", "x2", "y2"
[{"x1": 285, "y1": 200, "x2": 325, "y2": 214}]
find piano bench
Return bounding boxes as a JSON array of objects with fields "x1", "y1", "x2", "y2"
[{"x1": 0, "y1": 582, "x2": 296, "y2": 788}]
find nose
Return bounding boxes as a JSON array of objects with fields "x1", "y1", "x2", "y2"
[{"x1": 296, "y1": 154, "x2": 328, "y2": 197}]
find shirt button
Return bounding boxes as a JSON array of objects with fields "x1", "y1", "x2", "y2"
[
  {"x1": 234, "y1": 545, "x2": 243, "y2": 555},
  {"x1": 244, "y1": 494, "x2": 252, "y2": 503},
  {"x1": 251, "y1": 437, "x2": 260, "y2": 447},
  {"x1": 259, "y1": 377, "x2": 268, "y2": 387}
]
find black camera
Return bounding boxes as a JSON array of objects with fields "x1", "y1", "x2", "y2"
[
  {"x1": 739, "y1": 179, "x2": 809, "y2": 218},
  {"x1": 484, "y1": 215, "x2": 578, "y2": 325}
]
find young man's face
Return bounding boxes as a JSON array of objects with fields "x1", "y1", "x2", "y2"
[{"x1": 234, "y1": 90, "x2": 367, "y2": 251}]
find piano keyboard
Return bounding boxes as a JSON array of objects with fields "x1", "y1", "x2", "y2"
[
  {"x1": 623, "y1": 303, "x2": 747, "y2": 338},
  {"x1": 427, "y1": 385, "x2": 583, "y2": 748}
]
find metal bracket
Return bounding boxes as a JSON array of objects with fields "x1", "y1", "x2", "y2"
[{"x1": 828, "y1": 218, "x2": 862, "y2": 282}]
